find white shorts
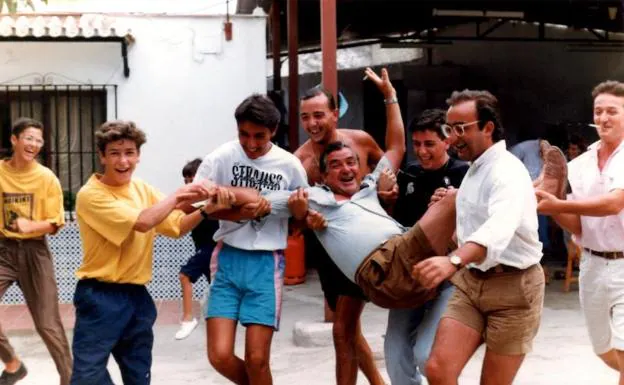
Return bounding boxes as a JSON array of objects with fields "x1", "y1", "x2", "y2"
[{"x1": 579, "y1": 251, "x2": 624, "y2": 354}]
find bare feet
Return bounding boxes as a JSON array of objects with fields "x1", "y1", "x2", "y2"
[{"x1": 534, "y1": 140, "x2": 568, "y2": 199}]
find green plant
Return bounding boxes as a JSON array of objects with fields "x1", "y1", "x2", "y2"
[{"x1": 0, "y1": 0, "x2": 48, "y2": 13}]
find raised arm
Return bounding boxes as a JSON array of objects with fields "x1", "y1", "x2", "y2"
[{"x1": 364, "y1": 67, "x2": 406, "y2": 172}]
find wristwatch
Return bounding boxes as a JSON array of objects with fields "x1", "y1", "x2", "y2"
[
  {"x1": 384, "y1": 96, "x2": 398, "y2": 105},
  {"x1": 449, "y1": 255, "x2": 463, "y2": 270}
]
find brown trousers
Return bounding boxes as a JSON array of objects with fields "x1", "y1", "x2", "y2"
[
  {"x1": 355, "y1": 224, "x2": 438, "y2": 309},
  {"x1": 0, "y1": 237, "x2": 72, "y2": 385}
]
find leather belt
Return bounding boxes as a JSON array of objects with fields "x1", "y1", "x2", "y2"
[
  {"x1": 469, "y1": 264, "x2": 525, "y2": 278},
  {"x1": 583, "y1": 248, "x2": 624, "y2": 260}
]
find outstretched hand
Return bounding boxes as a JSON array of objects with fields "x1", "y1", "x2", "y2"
[
  {"x1": 203, "y1": 186, "x2": 237, "y2": 214},
  {"x1": 240, "y1": 196, "x2": 271, "y2": 218},
  {"x1": 175, "y1": 181, "x2": 213, "y2": 204},
  {"x1": 364, "y1": 67, "x2": 396, "y2": 99},
  {"x1": 306, "y1": 209, "x2": 328, "y2": 230},
  {"x1": 288, "y1": 188, "x2": 309, "y2": 220},
  {"x1": 13, "y1": 217, "x2": 33, "y2": 234},
  {"x1": 412, "y1": 256, "x2": 457, "y2": 289},
  {"x1": 378, "y1": 168, "x2": 397, "y2": 192},
  {"x1": 429, "y1": 187, "x2": 456, "y2": 207},
  {"x1": 535, "y1": 189, "x2": 560, "y2": 215}
]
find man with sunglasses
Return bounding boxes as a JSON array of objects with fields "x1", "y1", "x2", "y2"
[
  {"x1": 415, "y1": 90, "x2": 546, "y2": 385},
  {"x1": 384, "y1": 109, "x2": 468, "y2": 385}
]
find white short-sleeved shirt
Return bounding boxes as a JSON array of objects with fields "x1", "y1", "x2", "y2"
[
  {"x1": 568, "y1": 140, "x2": 624, "y2": 251},
  {"x1": 195, "y1": 140, "x2": 308, "y2": 251}
]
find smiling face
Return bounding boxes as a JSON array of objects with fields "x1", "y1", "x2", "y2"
[
  {"x1": 322, "y1": 147, "x2": 362, "y2": 197},
  {"x1": 412, "y1": 129, "x2": 449, "y2": 170},
  {"x1": 445, "y1": 100, "x2": 494, "y2": 162},
  {"x1": 238, "y1": 121, "x2": 274, "y2": 159},
  {"x1": 593, "y1": 93, "x2": 624, "y2": 146},
  {"x1": 300, "y1": 94, "x2": 339, "y2": 144},
  {"x1": 10, "y1": 127, "x2": 44, "y2": 164},
  {"x1": 99, "y1": 139, "x2": 139, "y2": 186}
]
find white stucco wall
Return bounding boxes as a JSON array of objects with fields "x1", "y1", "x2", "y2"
[{"x1": 0, "y1": 14, "x2": 266, "y2": 193}]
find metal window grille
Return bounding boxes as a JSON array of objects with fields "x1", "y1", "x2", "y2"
[{"x1": 0, "y1": 85, "x2": 117, "y2": 219}]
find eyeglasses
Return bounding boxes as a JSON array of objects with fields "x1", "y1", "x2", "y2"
[{"x1": 441, "y1": 120, "x2": 480, "y2": 138}]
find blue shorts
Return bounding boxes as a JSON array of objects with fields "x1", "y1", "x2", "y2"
[
  {"x1": 180, "y1": 245, "x2": 214, "y2": 283},
  {"x1": 205, "y1": 242, "x2": 285, "y2": 330}
]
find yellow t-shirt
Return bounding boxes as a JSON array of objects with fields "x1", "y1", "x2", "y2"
[
  {"x1": 0, "y1": 160, "x2": 65, "y2": 239},
  {"x1": 75, "y1": 174, "x2": 185, "y2": 285}
]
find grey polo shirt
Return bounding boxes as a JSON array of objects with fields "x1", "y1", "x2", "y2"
[{"x1": 267, "y1": 157, "x2": 405, "y2": 282}]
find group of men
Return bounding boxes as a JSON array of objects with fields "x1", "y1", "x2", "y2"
[{"x1": 0, "y1": 68, "x2": 623, "y2": 385}]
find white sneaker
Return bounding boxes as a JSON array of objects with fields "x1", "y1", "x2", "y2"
[{"x1": 175, "y1": 318, "x2": 198, "y2": 340}]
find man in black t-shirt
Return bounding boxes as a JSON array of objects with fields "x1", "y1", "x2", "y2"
[{"x1": 385, "y1": 109, "x2": 469, "y2": 385}]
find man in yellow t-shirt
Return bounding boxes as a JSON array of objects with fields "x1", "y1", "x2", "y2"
[
  {"x1": 70, "y1": 121, "x2": 230, "y2": 385},
  {"x1": 0, "y1": 117, "x2": 71, "y2": 385}
]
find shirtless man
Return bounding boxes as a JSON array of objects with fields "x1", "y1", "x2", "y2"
[{"x1": 294, "y1": 67, "x2": 402, "y2": 385}]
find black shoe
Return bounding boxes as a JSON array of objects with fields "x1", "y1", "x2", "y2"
[{"x1": 0, "y1": 363, "x2": 27, "y2": 385}]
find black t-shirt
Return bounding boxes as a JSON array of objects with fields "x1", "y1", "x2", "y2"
[
  {"x1": 190, "y1": 218, "x2": 220, "y2": 251},
  {"x1": 393, "y1": 157, "x2": 469, "y2": 227}
]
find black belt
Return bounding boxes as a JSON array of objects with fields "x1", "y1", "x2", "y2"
[{"x1": 583, "y1": 248, "x2": 624, "y2": 260}]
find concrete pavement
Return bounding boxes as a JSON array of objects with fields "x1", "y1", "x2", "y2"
[{"x1": 1, "y1": 271, "x2": 618, "y2": 384}]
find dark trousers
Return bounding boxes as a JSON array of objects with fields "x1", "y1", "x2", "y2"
[
  {"x1": 70, "y1": 279, "x2": 157, "y2": 385},
  {"x1": 0, "y1": 237, "x2": 72, "y2": 385}
]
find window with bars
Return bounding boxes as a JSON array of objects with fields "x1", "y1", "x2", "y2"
[{"x1": 0, "y1": 85, "x2": 117, "y2": 219}]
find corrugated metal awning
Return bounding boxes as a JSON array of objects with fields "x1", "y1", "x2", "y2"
[{"x1": 0, "y1": 14, "x2": 132, "y2": 39}]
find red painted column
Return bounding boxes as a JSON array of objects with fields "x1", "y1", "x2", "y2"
[
  {"x1": 321, "y1": 0, "x2": 337, "y2": 323},
  {"x1": 321, "y1": 0, "x2": 337, "y2": 101}
]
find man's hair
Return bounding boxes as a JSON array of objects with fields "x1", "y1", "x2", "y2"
[
  {"x1": 569, "y1": 134, "x2": 587, "y2": 152},
  {"x1": 319, "y1": 141, "x2": 359, "y2": 174},
  {"x1": 234, "y1": 94, "x2": 281, "y2": 132},
  {"x1": 446, "y1": 89, "x2": 504, "y2": 142},
  {"x1": 95, "y1": 120, "x2": 147, "y2": 153},
  {"x1": 12, "y1": 117, "x2": 43, "y2": 137},
  {"x1": 301, "y1": 85, "x2": 337, "y2": 111},
  {"x1": 409, "y1": 109, "x2": 446, "y2": 139},
  {"x1": 182, "y1": 158, "x2": 203, "y2": 178},
  {"x1": 592, "y1": 80, "x2": 624, "y2": 99}
]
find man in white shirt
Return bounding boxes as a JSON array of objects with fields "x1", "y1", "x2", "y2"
[
  {"x1": 414, "y1": 90, "x2": 545, "y2": 385},
  {"x1": 536, "y1": 80, "x2": 624, "y2": 382}
]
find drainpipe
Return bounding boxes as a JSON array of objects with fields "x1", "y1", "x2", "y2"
[
  {"x1": 287, "y1": 0, "x2": 299, "y2": 152},
  {"x1": 271, "y1": 0, "x2": 281, "y2": 91}
]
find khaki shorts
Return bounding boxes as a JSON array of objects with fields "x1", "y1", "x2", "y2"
[
  {"x1": 355, "y1": 224, "x2": 437, "y2": 309},
  {"x1": 445, "y1": 264, "x2": 545, "y2": 355}
]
